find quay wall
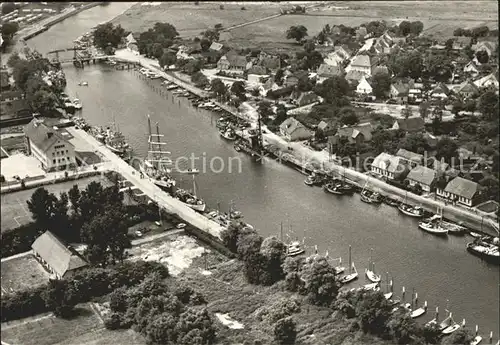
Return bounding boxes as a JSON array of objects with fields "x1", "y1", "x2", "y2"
[{"x1": 108, "y1": 52, "x2": 499, "y2": 236}]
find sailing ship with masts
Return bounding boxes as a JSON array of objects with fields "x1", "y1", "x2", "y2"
[
  {"x1": 173, "y1": 170, "x2": 207, "y2": 213},
  {"x1": 140, "y1": 115, "x2": 176, "y2": 192}
]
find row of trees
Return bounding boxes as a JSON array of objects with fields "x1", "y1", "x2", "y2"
[
  {"x1": 1, "y1": 260, "x2": 168, "y2": 321},
  {"x1": 104, "y1": 273, "x2": 216, "y2": 345},
  {"x1": 137, "y1": 22, "x2": 178, "y2": 59},
  {"x1": 7, "y1": 53, "x2": 62, "y2": 115},
  {"x1": 453, "y1": 26, "x2": 491, "y2": 38},
  {"x1": 24, "y1": 180, "x2": 153, "y2": 266},
  {"x1": 1, "y1": 22, "x2": 19, "y2": 51}
]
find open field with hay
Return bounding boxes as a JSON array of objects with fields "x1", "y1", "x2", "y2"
[{"x1": 1, "y1": 255, "x2": 49, "y2": 296}]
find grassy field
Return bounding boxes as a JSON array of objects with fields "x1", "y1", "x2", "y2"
[
  {"x1": 111, "y1": 2, "x2": 283, "y2": 37},
  {"x1": 1, "y1": 255, "x2": 49, "y2": 296},
  {"x1": 0, "y1": 175, "x2": 112, "y2": 232},
  {"x1": 0, "y1": 303, "x2": 147, "y2": 345},
  {"x1": 111, "y1": 1, "x2": 497, "y2": 54}
]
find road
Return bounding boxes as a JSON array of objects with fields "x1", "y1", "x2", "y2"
[
  {"x1": 66, "y1": 127, "x2": 225, "y2": 240},
  {"x1": 352, "y1": 101, "x2": 455, "y2": 122}
]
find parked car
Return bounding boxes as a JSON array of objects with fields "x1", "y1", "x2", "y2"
[
  {"x1": 135, "y1": 230, "x2": 143, "y2": 238},
  {"x1": 386, "y1": 99, "x2": 397, "y2": 104}
]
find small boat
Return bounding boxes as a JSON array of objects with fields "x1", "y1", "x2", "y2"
[
  {"x1": 418, "y1": 216, "x2": 448, "y2": 236},
  {"x1": 466, "y1": 242, "x2": 499, "y2": 263},
  {"x1": 73, "y1": 98, "x2": 83, "y2": 109},
  {"x1": 174, "y1": 188, "x2": 206, "y2": 212},
  {"x1": 324, "y1": 181, "x2": 344, "y2": 195},
  {"x1": 470, "y1": 232, "x2": 483, "y2": 239},
  {"x1": 471, "y1": 336, "x2": 482, "y2": 345},
  {"x1": 360, "y1": 191, "x2": 373, "y2": 204},
  {"x1": 398, "y1": 203, "x2": 424, "y2": 218},
  {"x1": 362, "y1": 282, "x2": 380, "y2": 291},
  {"x1": 78, "y1": 81, "x2": 88, "y2": 86},
  {"x1": 425, "y1": 307, "x2": 440, "y2": 328},
  {"x1": 287, "y1": 241, "x2": 305, "y2": 257},
  {"x1": 410, "y1": 300, "x2": 427, "y2": 318},
  {"x1": 149, "y1": 73, "x2": 161, "y2": 79},
  {"x1": 365, "y1": 250, "x2": 381, "y2": 283},
  {"x1": 220, "y1": 128, "x2": 237, "y2": 141},
  {"x1": 166, "y1": 85, "x2": 178, "y2": 90},
  {"x1": 304, "y1": 171, "x2": 325, "y2": 186},
  {"x1": 442, "y1": 318, "x2": 464, "y2": 335},
  {"x1": 439, "y1": 312, "x2": 453, "y2": 331},
  {"x1": 340, "y1": 246, "x2": 358, "y2": 284},
  {"x1": 371, "y1": 192, "x2": 383, "y2": 203}
]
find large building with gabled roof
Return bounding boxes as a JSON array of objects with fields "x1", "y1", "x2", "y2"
[{"x1": 24, "y1": 119, "x2": 76, "y2": 172}]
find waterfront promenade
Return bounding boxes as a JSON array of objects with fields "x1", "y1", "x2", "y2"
[
  {"x1": 112, "y1": 49, "x2": 499, "y2": 236},
  {"x1": 65, "y1": 127, "x2": 225, "y2": 240}
]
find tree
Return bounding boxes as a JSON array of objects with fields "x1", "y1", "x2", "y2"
[
  {"x1": 431, "y1": 107, "x2": 443, "y2": 134},
  {"x1": 479, "y1": 176, "x2": 499, "y2": 201},
  {"x1": 399, "y1": 133, "x2": 428, "y2": 154},
  {"x1": 27, "y1": 188, "x2": 58, "y2": 231},
  {"x1": 339, "y1": 107, "x2": 359, "y2": 126},
  {"x1": 1, "y1": 2, "x2": 17, "y2": 15},
  {"x1": 409, "y1": 21, "x2": 424, "y2": 36},
  {"x1": 387, "y1": 310, "x2": 419, "y2": 344},
  {"x1": 299, "y1": 256, "x2": 340, "y2": 306},
  {"x1": 314, "y1": 76, "x2": 350, "y2": 106},
  {"x1": 200, "y1": 38, "x2": 211, "y2": 51},
  {"x1": 274, "y1": 317, "x2": 297, "y2": 345},
  {"x1": 7, "y1": 53, "x2": 21, "y2": 69},
  {"x1": 355, "y1": 291, "x2": 392, "y2": 335},
  {"x1": 260, "y1": 236, "x2": 286, "y2": 285},
  {"x1": 183, "y1": 59, "x2": 204, "y2": 75},
  {"x1": 436, "y1": 136, "x2": 458, "y2": 164},
  {"x1": 303, "y1": 40, "x2": 315, "y2": 53},
  {"x1": 445, "y1": 38, "x2": 454, "y2": 51},
  {"x1": 419, "y1": 101, "x2": 430, "y2": 120},
  {"x1": 297, "y1": 74, "x2": 313, "y2": 91},
  {"x1": 424, "y1": 53, "x2": 453, "y2": 82},
  {"x1": 109, "y1": 287, "x2": 128, "y2": 313},
  {"x1": 257, "y1": 100, "x2": 273, "y2": 123},
  {"x1": 230, "y1": 80, "x2": 246, "y2": 100},
  {"x1": 93, "y1": 23, "x2": 126, "y2": 49},
  {"x1": 159, "y1": 51, "x2": 177, "y2": 69},
  {"x1": 80, "y1": 208, "x2": 130, "y2": 266},
  {"x1": 286, "y1": 25, "x2": 308, "y2": 43},
  {"x1": 210, "y1": 78, "x2": 226, "y2": 99},
  {"x1": 221, "y1": 222, "x2": 242, "y2": 253},
  {"x1": 274, "y1": 104, "x2": 288, "y2": 125},
  {"x1": 401, "y1": 104, "x2": 413, "y2": 119},
  {"x1": 42, "y1": 279, "x2": 74, "y2": 318},
  {"x1": 478, "y1": 89, "x2": 499, "y2": 120},
  {"x1": 452, "y1": 100, "x2": 465, "y2": 116},
  {"x1": 1, "y1": 22, "x2": 19, "y2": 47},
  {"x1": 371, "y1": 72, "x2": 391, "y2": 99},
  {"x1": 399, "y1": 21, "x2": 412, "y2": 36},
  {"x1": 201, "y1": 29, "x2": 219, "y2": 42},
  {"x1": 275, "y1": 68, "x2": 284, "y2": 85},
  {"x1": 388, "y1": 50, "x2": 424, "y2": 80},
  {"x1": 191, "y1": 71, "x2": 209, "y2": 88},
  {"x1": 29, "y1": 89, "x2": 58, "y2": 115}
]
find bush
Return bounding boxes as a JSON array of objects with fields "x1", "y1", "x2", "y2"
[
  {"x1": 274, "y1": 317, "x2": 297, "y2": 345},
  {"x1": 0, "y1": 222, "x2": 43, "y2": 258}
]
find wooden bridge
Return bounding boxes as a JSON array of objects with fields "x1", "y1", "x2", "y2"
[{"x1": 46, "y1": 46, "x2": 110, "y2": 68}]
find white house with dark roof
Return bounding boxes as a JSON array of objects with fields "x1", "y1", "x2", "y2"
[
  {"x1": 279, "y1": 117, "x2": 313, "y2": 142},
  {"x1": 328, "y1": 122, "x2": 373, "y2": 146},
  {"x1": 347, "y1": 55, "x2": 372, "y2": 76},
  {"x1": 24, "y1": 119, "x2": 76, "y2": 172},
  {"x1": 32, "y1": 231, "x2": 88, "y2": 280},
  {"x1": 406, "y1": 165, "x2": 437, "y2": 192},
  {"x1": 474, "y1": 72, "x2": 499, "y2": 89},
  {"x1": 463, "y1": 61, "x2": 480, "y2": 75},
  {"x1": 436, "y1": 176, "x2": 482, "y2": 207},
  {"x1": 391, "y1": 117, "x2": 425, "y2": 133},
  {"x1": 430, "y1": 83, "x2": 451, "y2": 99},
  {"x1": 370, "y1": 152, "x2": 407, "y2": 181},
  {"x1": 356, "y1": 75, "x2": 373, "y2": 94},
  {"x1": 454, "y1": 80, "x2": 479, "y2": 98}
]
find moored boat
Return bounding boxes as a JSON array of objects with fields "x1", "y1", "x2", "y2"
[
  {"x1": 340, "y1": 246, "x2": 358, "y2": 284},
  {"x1": 174, "y1": 188, "x2": 206, "y2": 212},
  {"x1": 418, "y1": 216, "x2": 448, "y2": 236},
  {"x1": 324, "y1": 180, "x2": 344, "y2": 195},
  {"x1": 219, "y1": 127, "x2": 237, "y2": 141},
  {"x1": 466, "y1": 242, "x2": 500, "y2": 263},
  {"x1": 304, "y1": 171, "x2": 325, "y2": 186},
  {"x1": 398, "y1": 203, "x2": 424, "y2": 218},
  {"x1": 72, "y1": 98, "x2": 82, "y2": 110},
  {"x1": 442, "y1": 318, "x2": 464, "y2": 335},
  {"x1": 384, "y1": 198, "x2": 400, "y2": 207},
  {"x1": 287, "y1": 241, "x2": 305, "y2": 257},
  {"x1": 410, "y1": 300, "x2": 427, "y2": 318}
]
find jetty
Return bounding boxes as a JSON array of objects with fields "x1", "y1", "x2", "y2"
[{"x1": 65, "y1": 127, "x2": 225, "y2": 240}]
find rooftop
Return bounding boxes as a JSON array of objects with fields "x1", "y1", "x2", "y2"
[
  {"x1": 444, "y1": 176, "x2": 479, "y2": 199},
  {"x1": 24, "y1": 119, "x2": 74, "y2": 153},
  {"x1": 407, "y1": 165, "x2": 437, "y2": 186}
]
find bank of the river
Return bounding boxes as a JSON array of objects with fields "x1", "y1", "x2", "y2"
[{"x1": 23, "y1": 2, "x2": 499, "y2": 336}]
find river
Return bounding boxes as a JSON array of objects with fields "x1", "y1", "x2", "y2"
[{"x1": 27, "y1": 3, "x2": 499, "y2": 335}]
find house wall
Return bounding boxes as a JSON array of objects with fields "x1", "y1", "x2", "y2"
[
  {"x1": 371, "y1": 166, "x2": 395, "y2": 180},
  {"x1": 408, "y1": 179, "x2": 431, "y2": 192},
  {"x1": 351, "y1": 65, "x2": 371, "y2": 75},
  {"x1": 30, "y1": 139, "x2": 76, "y2": 172}
]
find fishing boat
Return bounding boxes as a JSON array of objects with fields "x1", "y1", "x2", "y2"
[
  {"x1": 104, "y1": 124, "x2": 129, "y2": 156},
  {"x1": 383, "y1": 273, "x2": 393, "y2": 300},
  {"x1": 434, "y1": 207, "x2": 466, "y2": 235},
  {"x1": 398, "y1": 203, "x2": 424, "y2": 217},
  {"x1": 72, "y1": 98, "x2": 82, "y2": 109},
  {"x1": 471, "y1": 336, "x2": 482, "y2": 345},
  {"x1": 340, "y1": 246, "x2": 358, "y2": 284},
  {"x1": 371, "y1": 192, "x2": 383, "y2": 203},
  {"x1": 166, "y1": 84, "x2": 178, "y2": 90},
  {"x1": 365, "y1": 249, "x2": 381, "y2": 283},
  {"x1": 338, "y1": 167, "x2": 355, "y2": 194},
  {"x1": 362, "y1": 282, "x2": 380, "y2": 291},
  {"x1": 442, "y1": 318, "x2": 464, "y2": 335},
  {"x1": 360, "y1": 189, "x2": 373, "y2": 203},
  {"x1": 439, "y1": 312, "x2": 453, "y2": 331},
  {"x1": 174, "y1": 171, "x2": 206, "y2": 212},
  {"x1": 418, "y1": 215, "x2": 448, "y2": 236},
  {"x1": 219, "y1": 127, "x2": 237, "y2": 141},
  {"x1": 78, "y1": 81, "x2": 88, "y2": 86},
  {"x1": 140, "y1": 115, "x2": 176, "y2": 192},
  {"x1": 332, "y1": 257, "x2": 345, "y2": 275},
  {"x1": 466, "y1": 242, "x2": 500, "y2": 263}
]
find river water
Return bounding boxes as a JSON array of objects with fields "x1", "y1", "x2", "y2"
[{"x1": 27, "y1": 3, "x2": 499, "y2": 335}]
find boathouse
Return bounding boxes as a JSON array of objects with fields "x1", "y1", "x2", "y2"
[{"x1": 31, "y1": 231, "x2": 88, "y2": 280}]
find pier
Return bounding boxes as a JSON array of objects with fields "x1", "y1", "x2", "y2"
[{"x1": 64, "y1": 127, "x2": 225, "y2": 240}]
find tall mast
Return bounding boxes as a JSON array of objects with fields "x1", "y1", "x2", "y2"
[
  {"x1": 155, "y1": 122, "x2": 162, "y2": 169},
  {"x1": 192, "y1": 174, "x2": 197, "y2": 197},
  {"x1": 280, "y1": 222, "x2": 283, "y2": 242},
  {"x1": 147, "y1": 115, "x2": 152, "y2": 152},
  {"x1": 348, "y1": 245, "x2": 352, "y2": 274}
]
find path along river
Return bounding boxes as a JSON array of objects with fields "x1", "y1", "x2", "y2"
[{"x1": 26, "y1": 3, "x2": 498, "y2": 335}]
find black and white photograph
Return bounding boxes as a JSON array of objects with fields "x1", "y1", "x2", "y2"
[{"x1": 0, "y1": 1, "x2": 498, "y2": 344}]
